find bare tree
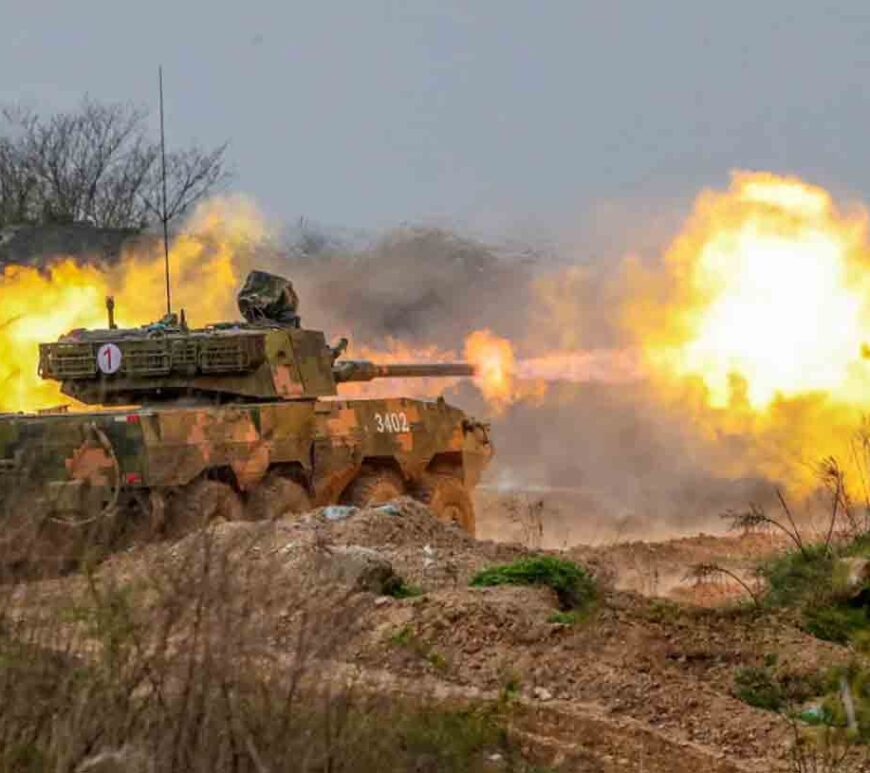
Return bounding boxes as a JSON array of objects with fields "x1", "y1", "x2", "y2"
[{"x1": 0, "y1": 97, "x2": 228, "y2": 229}]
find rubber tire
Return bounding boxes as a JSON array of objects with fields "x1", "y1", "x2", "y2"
[
  {"x1": 170, "y1": 479, "x2": 243, "y2": 535},
  {"x1": 414, "y1": 473, "x2": 475, "y2": 535},
  {"x1": 247, "y1": 474, "x2": 312, "y2": 521},
  {"x1": 341, "y1": 467, "x2": 405, "y2": 508}
]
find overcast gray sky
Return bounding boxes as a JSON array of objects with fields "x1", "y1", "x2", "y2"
[{"x1": 3, "y1": 1, "x2": 870, "y2": 237}]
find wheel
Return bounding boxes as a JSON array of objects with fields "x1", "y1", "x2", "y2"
[
  {"x1": 414, "y1": 473, "x2": 475, "y2": 535},
  {"x1": 246, "y1": 473, "x2": 311, "y2": 520},
  {"x1": 169, "y1": 479, "x2": 243, "y2": 535},
  {"x1": 340, "y1": 466, "x2": 405, "y2": 508}
]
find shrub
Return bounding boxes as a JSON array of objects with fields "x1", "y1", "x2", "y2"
[
  {"x1": 734, "y1": 666, "x2": 786, "y2": 711},
  {"x1": 733, "y1": 664, "x2": 827, "y2": 713},
  {"x1": 388, "y1": 625, "x2": 450, "y2": 671},
  {"x1": 470, "y1": 556, "x2": 596, "y2": 611},
  {"x1": 803, "y1": 605, "x2": 869, "y2": 645},
  {"x1": 756, "y1": 536, "x2": 870, "y2": 650},
  {"x1": 760, "y1": 544, "x2": 834, "y2": 609}
]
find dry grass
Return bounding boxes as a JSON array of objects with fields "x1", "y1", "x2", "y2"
[{"x1": 0, "y1": 494, "x2": 529, "y2": 772}]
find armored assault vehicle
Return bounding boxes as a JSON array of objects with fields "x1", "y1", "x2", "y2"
[{"x1": 0, "y1": 271, "x2": 491, "y2": 543}]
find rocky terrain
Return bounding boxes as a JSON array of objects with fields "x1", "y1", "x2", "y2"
[{"x1": 5, "y1": 495, "x2": 865, "y2": 772}]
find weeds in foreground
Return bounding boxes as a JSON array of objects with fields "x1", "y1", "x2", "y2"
[
  {"x1": 714, "y1": 428, "x2": 870, "y2": 769},
  {"x1": 0, "y1": 522, "x2": 534, "y2": 772},
  {"x1": 731, "y1": 661, "x2": 870, "y2": 770},
  {"x1": 788, "y1": 721, "x2": 862, "y2": 773}
]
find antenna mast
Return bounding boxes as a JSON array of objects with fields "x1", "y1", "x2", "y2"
[{"x1": 158, "y1": 66, "x2": 171, "y2": 315}]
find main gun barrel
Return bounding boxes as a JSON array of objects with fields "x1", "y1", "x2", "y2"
[{"x1": 333, "y1": 360, "x2": 476, "y2": 383}]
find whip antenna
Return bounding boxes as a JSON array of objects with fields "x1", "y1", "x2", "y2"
[{"x1": 158, "y1": 65, "x2": 171, "y2": 315}]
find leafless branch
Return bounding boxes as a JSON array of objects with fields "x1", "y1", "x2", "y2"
[
  {"x1": 684, "y1": 562, "x2": 762, "y2": 607},
  {"x1": 722, "y1": 501, "x2": 809, "y2": 558},
  {"x1": 0, "y1": 97, "x2": 228, "y2": 229}
]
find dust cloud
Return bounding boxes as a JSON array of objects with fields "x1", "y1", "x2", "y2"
[{"x1": 265, "y1": 222, "x2": 778, "y2": 541}]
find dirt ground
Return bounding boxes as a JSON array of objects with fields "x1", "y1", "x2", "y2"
[{"x1": 7, "y1": 492, "x2": 863, "y2": 772}]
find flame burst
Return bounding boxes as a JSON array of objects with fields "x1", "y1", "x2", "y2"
[
  {"x1": 462, "y1": 329, "x2": 552, "y2": 411},
  {"x1": 464, "y1": 329, "x2": 516, "y2": 408},
  {"x1": 0, "y1": 198, "x2": 265, "y2": 412},
  {"x1": 628, "y1": 171, "x2": 870, "y2": 409},
  {"x1": 625, "y1": 171, "x2": 870, "y2": 487}
]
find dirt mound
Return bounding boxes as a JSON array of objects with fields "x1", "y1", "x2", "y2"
[
  {"x1": 314, "y1": 497, "x2": 476, "y2": 550},
  {"x1": 571, "y1": 531, "x2": 788, "y2": 600}
]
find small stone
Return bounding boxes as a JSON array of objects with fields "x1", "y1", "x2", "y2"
[
  {"x1": 316, "y1": 544, "x2": 397, "y2": 593},
  {"x1": 532, "y1": 686, "x2": 553, "y2": 701},
  {"x1": 374, "y1": 596, "x2": 392, "y2": 607},
  {"x1": 75, "y1": 746, "x2": 152, "y2": 773},
  {"x1": 322, "y1": 505, "x2": 359, "y2": 522}
]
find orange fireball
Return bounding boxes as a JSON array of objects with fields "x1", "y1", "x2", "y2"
[
  {"x1": 626, "y1": 171, "x2": 870, "y2": 409},
  {"x1": 464, "y1": 329, "x2": 518, "y2": 410}
]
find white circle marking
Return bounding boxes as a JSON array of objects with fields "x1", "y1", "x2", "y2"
[{"x1": 97, "y1": 343, "x2": 123, "y2": 375}]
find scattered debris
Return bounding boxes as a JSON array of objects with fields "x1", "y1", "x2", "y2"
[{"x1": 322, "y1": 505, "x2": 359, "y2": 522}]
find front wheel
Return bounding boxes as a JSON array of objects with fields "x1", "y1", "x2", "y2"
[
  {"x1": 340, "y1": 466, "x2": 405, "y2": 508},
  {"x1": 413, "y1": 473, "x2": 475, "y2": 535}
]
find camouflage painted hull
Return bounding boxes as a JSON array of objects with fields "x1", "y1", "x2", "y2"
[{"x1": 0, "y1": 397, "x2": 491, "y2": 531}]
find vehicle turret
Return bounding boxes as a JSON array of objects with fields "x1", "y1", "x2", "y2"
[{"x1": 37, "y1": 270, "x2": 476, "y2": 405}]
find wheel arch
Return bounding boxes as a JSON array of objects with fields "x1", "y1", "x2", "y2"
[{"x1": 425, "y1": 451, "x2": 464, "y2": 477}]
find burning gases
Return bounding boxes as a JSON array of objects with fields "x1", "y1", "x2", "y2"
[
  {"x1": 464, "y1": 329, "x2": 517, "y2": 408},
  {"x1": 625, "y1": 171, "x2": 870, "y2": 410},
  {"x1": 618, "y1": 171, "x2": 870, "y2": 490},
  {"x1": 455, "y1": 171, "x2": 870, "y2": 492}
]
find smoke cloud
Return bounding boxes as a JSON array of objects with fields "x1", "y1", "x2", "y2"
[{"x1": 263, "y1": 220, "x2": 778, "y2": 538}]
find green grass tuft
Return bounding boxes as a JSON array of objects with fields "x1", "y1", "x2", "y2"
[
  {"x1": 470, "y1": 556, "x2": 597, "y2": 611},
  {"x1": 756, "y1": 537, "x2": 870, "y2": 648}
]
